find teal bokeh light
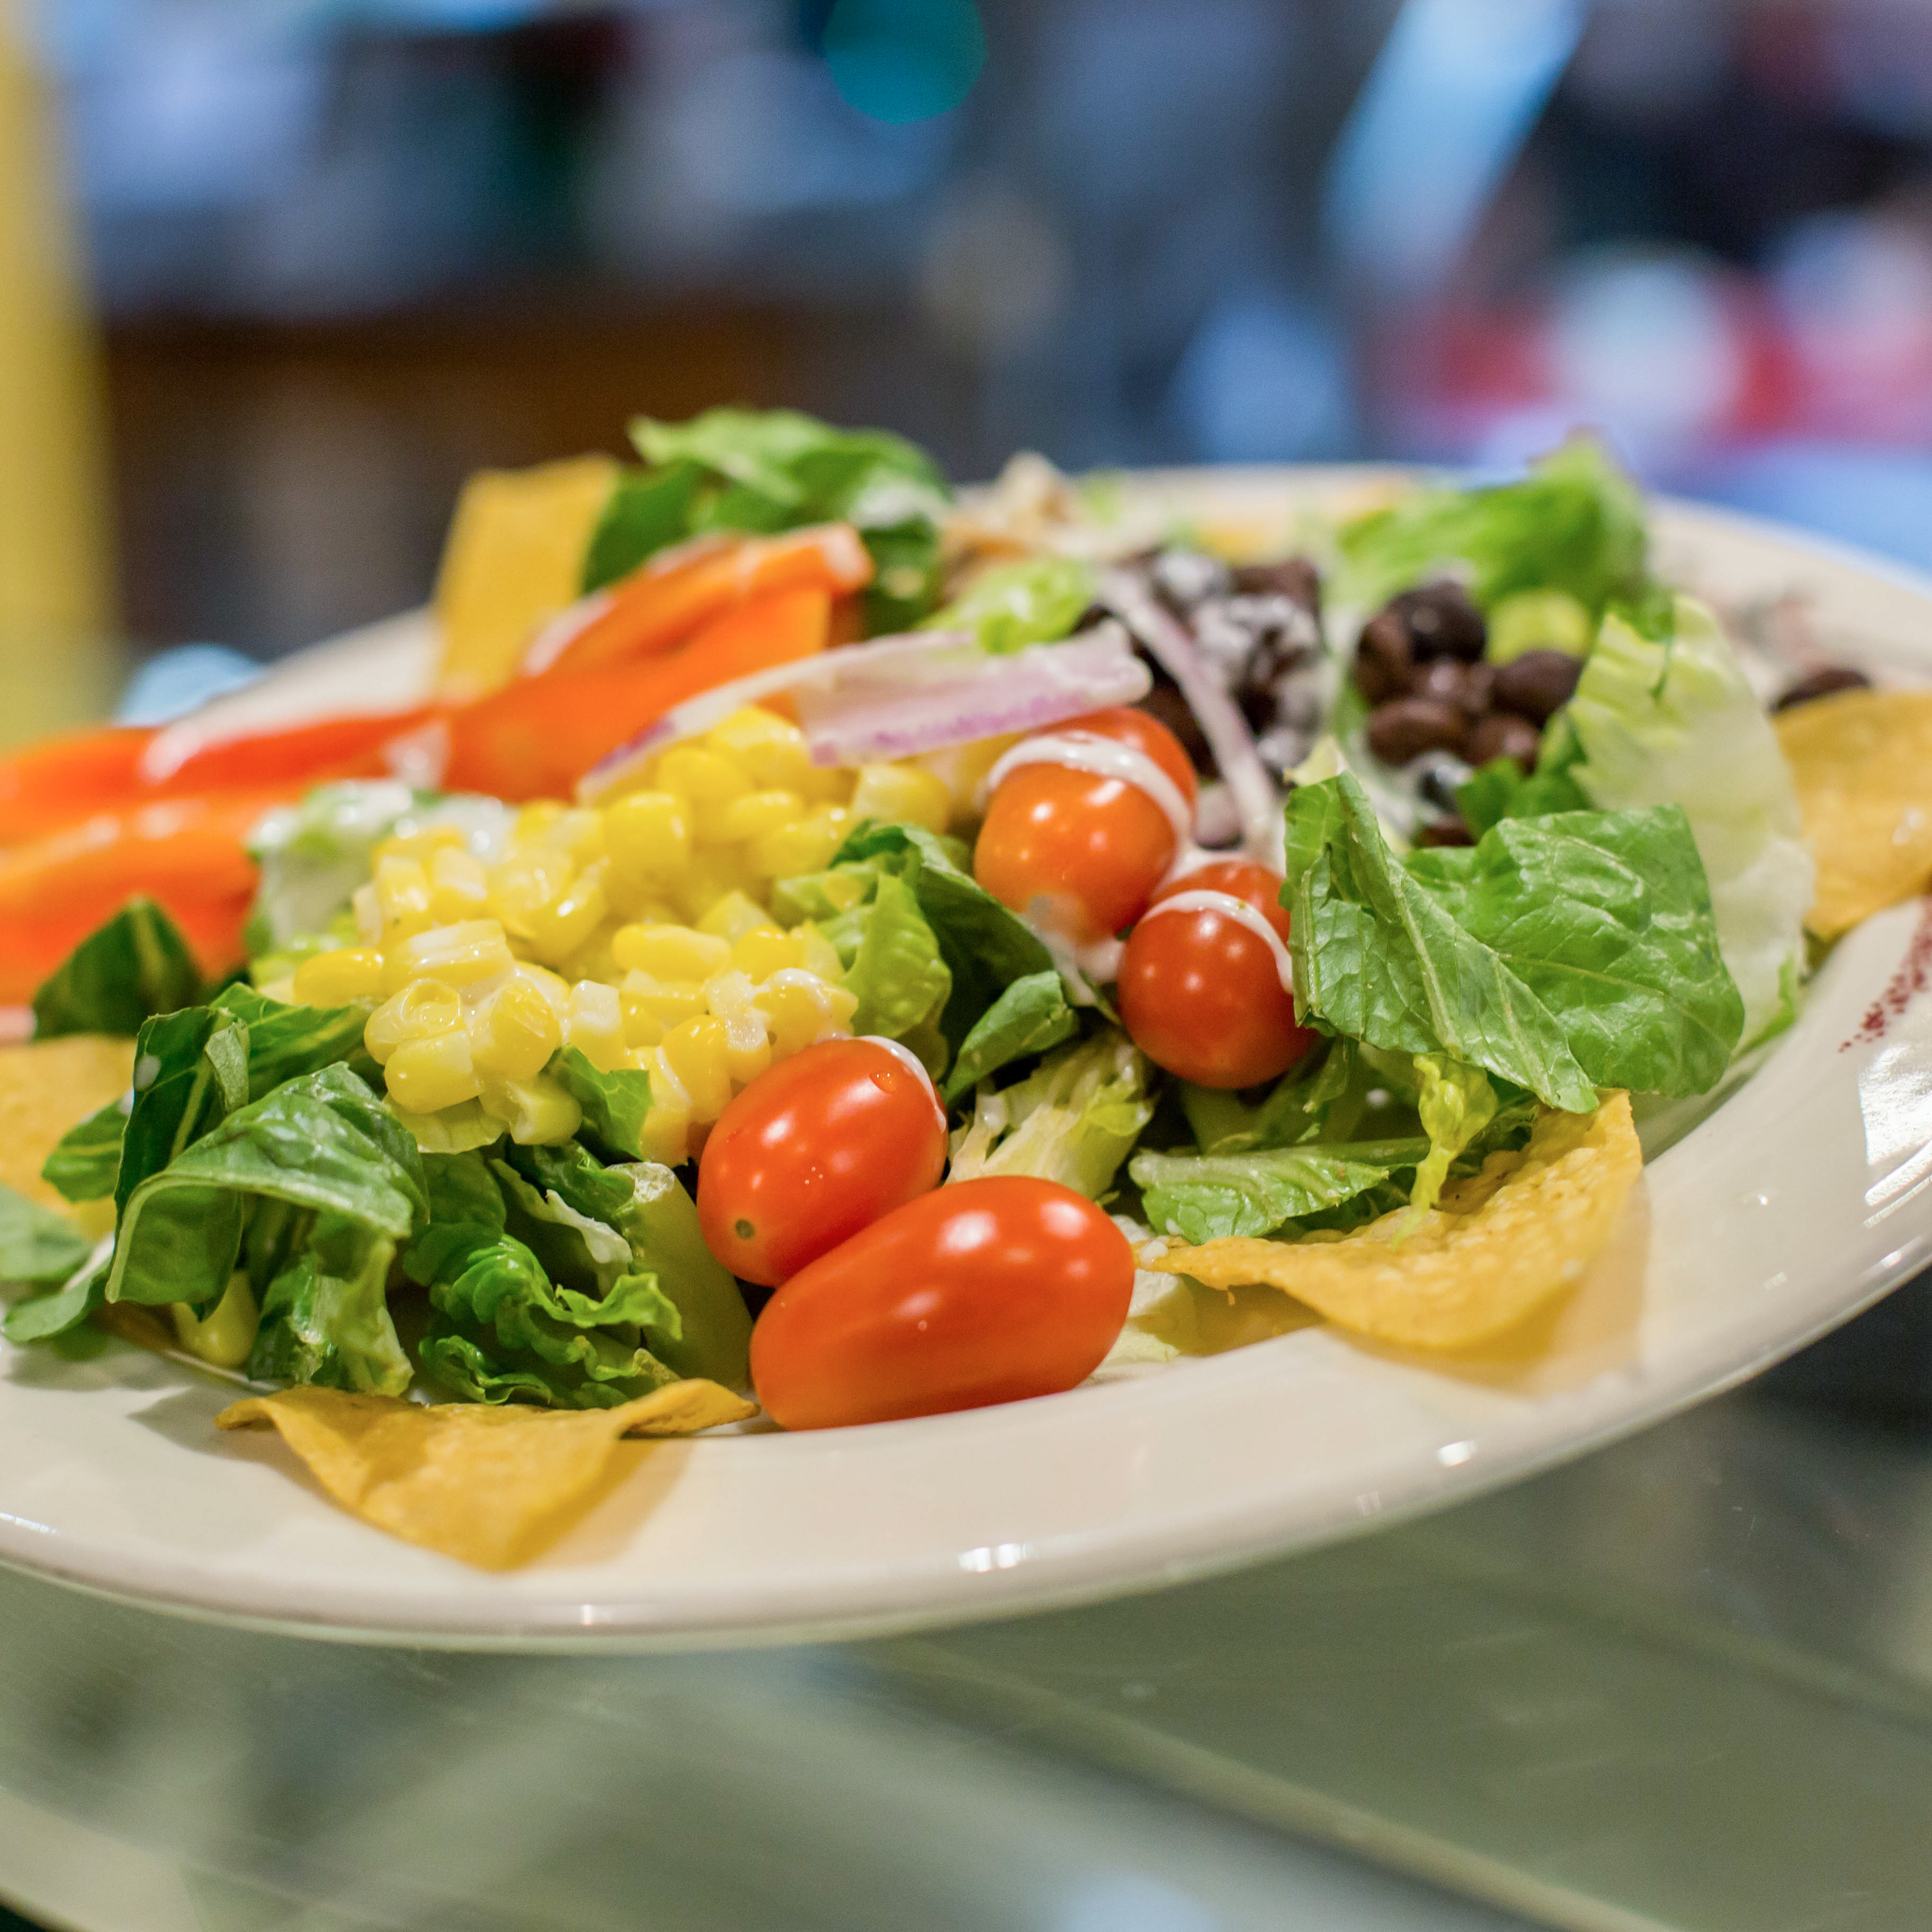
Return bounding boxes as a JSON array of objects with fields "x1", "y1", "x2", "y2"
[{"x1": 822, "y1": 0, "x2": 986, "y2": 126}]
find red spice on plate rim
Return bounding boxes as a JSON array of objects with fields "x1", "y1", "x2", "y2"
[{"x1": 1844, "y1": 897, "x2": 1932, "y2": 1048}]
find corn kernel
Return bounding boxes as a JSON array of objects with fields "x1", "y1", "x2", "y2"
[
  {"x1": 849, "y1": 762, "x2": 953, "y2": 835},
  {"x1": 620, "y1": 970, "x2": 704, "y2": 1046},
  {"x1": 374, "y1": 854, "x2": 434, "y2": 941},
  {"x1": 518, "y1": 963, "x2": 570, "y2": 1014},
  {"x1": 746, "y1": 806, "x2": 852, "y2": 879},
  {"x1": 374, "y1": 825, "x2": 462, "y2": 869},
  {"x1": 660, "y1": 1014, "x2": 733, "y2": 1119},
  {"x1": 704, "y1": 969, "x2": 773, "y2": 1085},
  {"x1": 657, "y1": 743, "x2": 750, "y2": 810},
  {"x1": 513, "y1": 801, "x2": 567, "y2": 847},
  {"x1": 518, "y1": 861, "x2": 610, "y2": 967},
  {"x1": 612, "y1": 923, "x2": 730, "y2": 981},
  {"x1": 551, "y1": 808, "x2": 606, "y2": 863},
  {"x1": 603, "y1": 790, "x2": 691, "y2": 888},
  {"x1": 696, "y1": 890, "x2": 776, "y2": 945},
  {"x1": 256, "y1": 974, "x2": 298, "y2": 1006},
  {"x1": 755, "y1": 968, "x2": 858, "y2": 1059},
  {"x1": 479, "y1": 1072, "x2": 583, "y2": 1146},
  {"x1": 485, "y1": 851, "x2": 570, "y2": 936},
  {"x1": 797, "y1": 760, "x2": 856, "y2": 807},
  {"x1": 636, "y1": 1049, "x2": 691, "y2": 1166},
  {"x1": 731, "y1": 926, "x2": 802, "y2": 982},
  {"x1": 388, "y1": 920, "x2": 515, "y2": 993},
  {"x1": 565, "y1": 979, "x2": 626, "y2": 1073},
  {"x1": 669, "y1": 849, "x2": 757, "y2": 925},
  {"x1": 385, "y1": 1030, "x2": 480, "y2": 1114},
  {"x1": 707, "y1": 706, "x2": 814, "y2": 790},
  {"x1": 351, "y1": 882, "x2": 382, "y2": 944},
  {"x1": 428, "y1": 845, "x2": 490, "y2": 922},
  {"x1": 365, "y1": 978, "x2": 462, "y2": 1065},
  {"x1": 291, "y1": 946, "x2": 384, "y2": 1006},
  {"x1": 469, "y1": 972, "x2": 564, "y2": 1080},
  {"x1": 707, "y1": 788, "x2": 806, "y2": 844}
]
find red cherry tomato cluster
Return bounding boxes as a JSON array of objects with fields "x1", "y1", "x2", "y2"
[{"x1": 698, "y1": 1039, "x2": 1133, "y2": 1432}]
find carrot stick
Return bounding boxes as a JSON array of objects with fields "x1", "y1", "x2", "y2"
[
  {"x1": 529, "y1": 525, "x2": 870, "y2": 679},
  {"x1": 446, "y1": 586, "x2": 832, "y2": 799},
  {"x1": 0, "y1": 727, "x2": 155, "y2": 844}
]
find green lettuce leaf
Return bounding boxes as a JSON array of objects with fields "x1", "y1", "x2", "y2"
[
  {"x1": 923, "y1": 557, "x2": 1096, "y2": 654},
  {"x1": 244, "y1": 781, "x2": 416, "y2": 956},
  {"x1": 211, "y1": 983, "x2": 374, "y2": 1098},
  {"x1": 31, "y1": 899, "x2": 201, "y2": 1040},
  {"x1": 547, "y1": 1047, "x2": 654, "y2": 1161},
  {"x1": 3, "y1": 1241, "x2": 112, "y2": 1344},
  {"x1": 583, "y1": 408, "x2": 953, "y2": 633},
  {"x1": 1456, "y1": 753, "x2": 1590, "y2": 839},
  {"x1": 249, "y1": 1212, "x2": 408, "y2": 1396},
  {"x1": 1131, "y1": 1139, "x2": 1430, "y2": 1245},
  {"x1": 1566, "y1": 597, "x2": 1813, "y2": 1046},
  {"x1": 1406, "y1": 1056, "x2": 1497, "y2": 1218},
  {"x1": 41, "y1": 1097, "x2": 130, "y2": 1204},
  {"x1": 0, "y1": 1184, "x2": 94, "y2": 1285},
  {"x1": 1176, "y1": 1037, "x2": 1381, "y2": 1157},
  {"x1": 114, "y1": 1006, "x2": 250, "y2": 1220},
  {"x1": 947, "y1": 1032, "x2": 1152, "y2": 1200},
  {"x1": 1404, "y1": 803, "x2": 1744, "y2": 1095},
  {"x1": 1283, "y1": 775, "x2": 1598, "y2": 1112},
  {"x1": 942, "y1": 970, "x2": 1078, "y2": 1103},
  {"x1": 1337, "y1": 436, "x2": 1653, "y2": 618},
  {"x1": 842, "y1": 871, "x2": 953, "y2": 1042}
]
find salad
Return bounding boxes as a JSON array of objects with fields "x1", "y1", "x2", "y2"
[{"x1": 0, "y1": 408, "x2": 1903, "y2": 1568}]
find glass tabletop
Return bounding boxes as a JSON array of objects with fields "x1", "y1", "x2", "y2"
[{"x1": 0, "y1": 1285, "x2": 1928, "y2": 1932}]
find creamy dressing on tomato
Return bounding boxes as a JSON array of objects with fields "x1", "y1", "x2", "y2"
[
  {"x1": 859, "y1": 1034, "x2": 947, "y2": 1126},
  {"x1": 982, "y1": 734, "x2": 1195, "y2": 851},
  {"x1": 1136, "y1": 889, "x2": 1295, "y2": 994}
]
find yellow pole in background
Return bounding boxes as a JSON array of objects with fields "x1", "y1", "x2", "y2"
[{"x1": 0, "y1": 2, "x2": 115, "y2": 747}]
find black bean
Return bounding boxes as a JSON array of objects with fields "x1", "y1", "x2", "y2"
[
  {"x1": 1135, "y1": 682, "x2": 1214, "y2": 772},
  {"x1": 1230, "y1": 557, "x2": 1321, "y2": 619},
  {"x1": 1390, "y1": 581, "x2": 1486, "y2": 662},
  {"x1": 1412, "y1": 658, "x2": 1469, "y2": 708},
  {"x1": 1366, "y1": 697, "x2": 1469, "y2": 764},
  {"x1": 1773, "y1": 665, "x2": 1873, "y2": 712},
  {"x1": 1353, "y1": 610, "x2": 1414, "y2": 703},
  {"x1": 1468, "y1": 711, "x2": 1542, "y2": 770},
  {"x1": 1492, "y1": 649, "x2": 1583, "y2": 724},
  {"x1": 1414, "y1": 817, "x2": 1475, "y2": 847}
]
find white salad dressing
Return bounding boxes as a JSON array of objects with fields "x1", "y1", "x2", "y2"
[
  {"x1": 982, "y1": 734, "x2": 1195, "y2": 852},
  {"x1": 1136, "y1": 889, "x2": 1296, "y2": 995},
  {"x1": 858, "y1": 1035, "x2": 947, "y2": 1128}
]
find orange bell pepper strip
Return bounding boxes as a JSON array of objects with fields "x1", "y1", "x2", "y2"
[
  {"x1": 444, "y1": 585, "x2": 832, "y2": 800},
  {"x1": 0, "y1": 727, "x2": 156, "y2": 845},
  {"x1": 137, "y1": 706, "x2": 435, "y2": 794},
  {"x1": 529, "y1": 524, "x2": 871, "y2": 680}
]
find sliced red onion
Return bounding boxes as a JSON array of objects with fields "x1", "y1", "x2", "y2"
[
  {"x1": 577, "y1": 623, "x2": 1149, "y2": 801},
  {"x1": 1097, "y1": 567, "x2": 1283, "y2": 863}
]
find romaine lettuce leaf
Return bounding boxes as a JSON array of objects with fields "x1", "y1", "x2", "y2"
[
  {"x1": 245, "y1": 781, "x2": 416, "y2": 956},
  {"x1": 924, "y1": 557, "x2": 1096, "y2": 654},
  {"x1": 947, "y1": 1032, "x2": 1152, "y2": 1199},
  {"x1": 1284, "y1": 776, "x2": 1598, "y2": 1111},
  {"x1": 1406, "y1": 1056, "x2": 1497, "y2": 1218},
  {"x1": 1404, "y1": 803, "x2": 1743, "y2": 1096},
  {"x1": 1336, "y1": 436, "x2": 1652, "y2": 618},
  {"x1": 41, "y1": 1096, "x2": 130, "y2": 1204},
  {"x1": 249, "y1": 1211, "x2": 408, "y2": 1396},
  {"x1": 114, "y1": 1006, "x2": 250, "y2": 1220},
  {"x1": 547, "y1": 1048, "x2": 654, "y2": 1161},
  {"x1": 842, "y1": 871, "x2": 952, "y2": 1043},
  {"x1": 1566, "y1": 597, "x2": 1814, "y2": 1046},
  {"x1": 211, "y1": 983, "x2": 374, "y2": 1099},
  {"x1": 1131, "y1": 1139, "x2": 1430, "y2": 1245},
  {"x1": 1456, "y1": 753, "x2": 1589, "y2": 839},
  {"x1": 31, "y1": 899, "x2": 201, "y2": 1040},
  {"x1": 3, "y1": 1240, "x2": 112, "y2": 1344},
  {"x1": 942, "y1": 970, "x2": 1078, "y2": 1103}
]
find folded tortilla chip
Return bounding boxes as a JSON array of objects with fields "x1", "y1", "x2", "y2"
[
  {"x1": 1138, "y1": 1092, "x2": 1641, "y2": 1350},
  {"x1": 218, "y1": 1380, "x2": 755, "y2": 1569},
  {"x1": 0, "y1": 1035, "x2": 134, "y2": 1218},
  {"x1": 1776, "y1": 688, "x2": 1932, "y2": 940}
]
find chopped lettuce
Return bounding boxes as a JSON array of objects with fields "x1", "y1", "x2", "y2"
[
  {"x1": 547, "y1": 1048, "x2": 654, "y2": 1161},
  {"x1": 942, "y1": 971, "x2": 1078, "y2": 1103},
  {"x1": 249, "y1": 1212, "x2": 408, "y2": 1396},
  {"x1": 1406, "y1": 1056, "x2": 1498, "y2": 1218},
  {"x1": 41, "y1": 1095, "x2": 130, "y2": 1204},
  {"x1": 245, "y1": 781, "x2": 416, "y2": 956},
  {"x1": 1566, "y1": 598, "x2": 1814, "y2": 1046},
  {"x1": 31, "y1": 899, "x2": 201, "y2": 1040},
  {"x1": 583, "y1": 408, "x2": 952, "y2": 633},
  {"x1": 924, "y1": 557, "x2": 1096, "y2": 654},
  {"x1": 948, "y1": 1032, "x2": 1152, "y2": 1200},
  {"x1": 1285, "y1": 775, "x2": 1742, "y2": 1107},
  {"x1": 1336, "y1": 436, "x2": 1653, "y2": 618},
  {"x1": 1131, "y1": 1139, "x2": 1430, "y2": 1245},
  {"x1": 1456, "y1": 751, "x2": 1589, "y2": 839},
  {"x1": 4, "y1": 1240, "x2": 112, "y2": 1345},
  {"x1": 0, "y1": 1184, "x2": 94, "y2": 1286},
  {"x1": 840, "y1": 871, "x2": 953, "y2": 1043}
]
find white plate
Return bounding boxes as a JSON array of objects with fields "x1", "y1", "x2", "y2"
[{"x1": 5, "y1": 472, "x2": 1932, "y2": 1650}]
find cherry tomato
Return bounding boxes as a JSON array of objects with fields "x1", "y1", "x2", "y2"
[
  {"x1": 972, "y1": 709, "x2": 1197, "y2": 945},
  {"x1": 1117, "y1": 860, "x2": 1317, "y2": 1088},
  {"x1": 697, "y1": 1039, "x2": 947, "y2": 1287},
  {"x1": 750, "y1": 1177, "x2": 1134, "y2": 1430}
]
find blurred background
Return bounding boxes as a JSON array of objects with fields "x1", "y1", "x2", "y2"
[{"x1": 8, "y1": 0, "x2": 1932, "y2": 734}]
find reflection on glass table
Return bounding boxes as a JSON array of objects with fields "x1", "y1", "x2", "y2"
[{"x1": 0, "y1": 1278, "x2": 1929, "y2": 1932}]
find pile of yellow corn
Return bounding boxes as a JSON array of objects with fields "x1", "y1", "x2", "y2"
[{"x1": 282, "y1": 705, "x2": 956, "y2": 1163}]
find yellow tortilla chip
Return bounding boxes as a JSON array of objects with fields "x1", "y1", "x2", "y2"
[
  {"x1": 1139, "y1": 1092, "x2": 1641, "y2": 1350},
  {"x1": 1776, "y1": 688, "x2": 1932, "y2": 940},
  {"x1": 433, "y1": 454, "x2": 620, "y2": 701},
  {"x1": 218, "y1": 1380, "x2": 755, "y2": 1569},
  {"x1": 0, "y1": 1034, "x2": 134, "y2": 1220}
]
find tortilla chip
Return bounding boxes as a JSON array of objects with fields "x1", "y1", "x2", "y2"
[
  {"x1": 1139, "y1": 1092, "x2": 1641, "y2": 1350},
  {"x1": 217, "y1": 1380, "x2": 755, "y2": 1569},
  {"x1": 434, "y1": 455, "x2": 620, "y2": 701},
  {"x1": 1776, "y1": 688, "x2": 1932, "y2": 940},
  {"x1": 0, "y1": 1035, "x2": 135, "y2": 1219}
]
